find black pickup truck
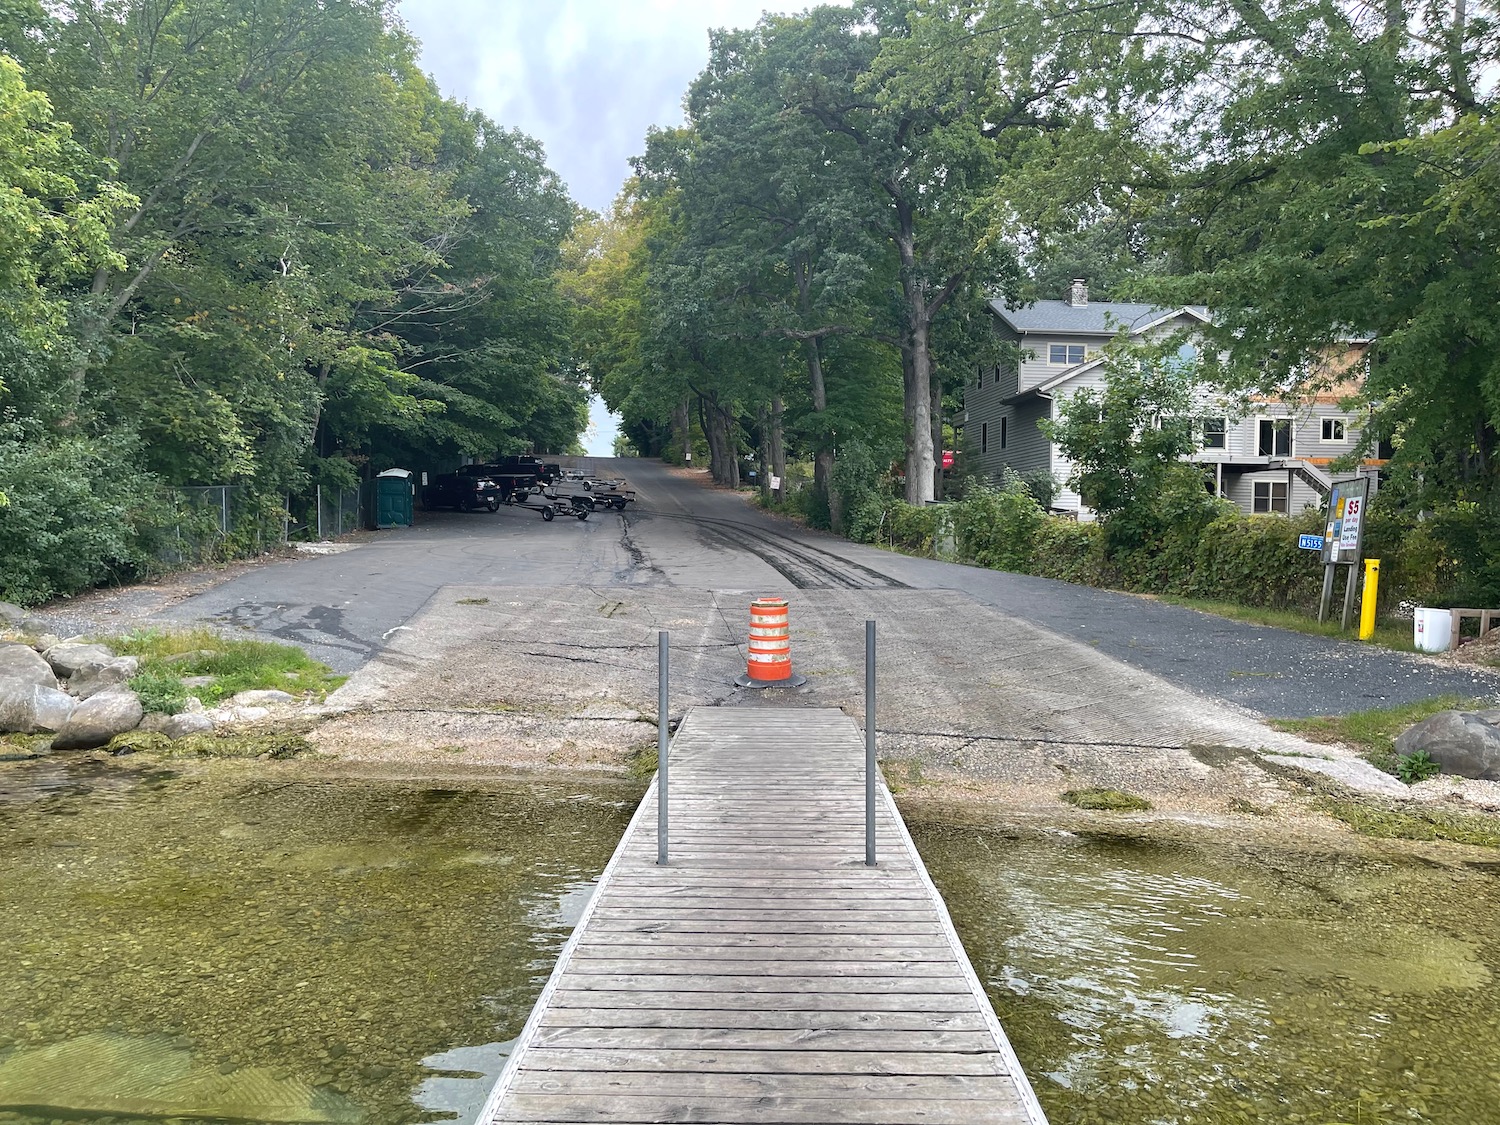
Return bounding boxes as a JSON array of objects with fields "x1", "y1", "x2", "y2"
[{"x1": 422, "y1": 465, "x2": 502, "y2": 512}]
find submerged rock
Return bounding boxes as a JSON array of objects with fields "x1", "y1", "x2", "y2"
[
  {"x1": 51, "y1": 688, "x2": 145, "y2": 751},
  {"x1": 1395, "y1": 709, "x2": 1500, "y2": 780}
]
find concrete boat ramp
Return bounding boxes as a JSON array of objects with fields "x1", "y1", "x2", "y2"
[{"x1": 477, "y1": 706, "x2": 1048, "y2": 1125}]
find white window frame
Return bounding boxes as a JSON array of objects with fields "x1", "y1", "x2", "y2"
[
  {"x1": 1321, "y1": 417, "x2": 1346, "y2": 442},
  {"x1": 1252, "y1": 480, "x2": 1289, "y2": 513},
  {"x1": 1048, "y1": 343, "x2": 1086, "y2": 366},
  {"x1": 1256, "y1": 417, "x2": 1293, "y2": 457},
  {"x1": 1200, "y1": 417, "x2": 1227, "y2": 450}
]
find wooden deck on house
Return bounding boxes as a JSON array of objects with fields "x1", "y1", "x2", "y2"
[{"x1": 479, "y1": 706, "x2": 1049, "y2": 1125}]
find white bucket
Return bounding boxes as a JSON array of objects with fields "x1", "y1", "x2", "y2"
[{"x1": 1414, "y1": 608, "x2": 1453, "y2": 653}]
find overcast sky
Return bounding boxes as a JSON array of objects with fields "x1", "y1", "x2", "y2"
[
  {"x1": 397, "y1": 1, "x2": 834, "y2": 214},
  {"x1": 396, "y1": 2, "x2": 833, "y2": 453}
]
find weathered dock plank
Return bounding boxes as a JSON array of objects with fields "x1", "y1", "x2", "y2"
[{"x1": 480, "y1": 707, "x2": 1048, "y2": 1125}]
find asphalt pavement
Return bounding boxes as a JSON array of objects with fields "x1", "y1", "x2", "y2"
[{"x1": 45, "y1": 456, "x2": 1498, "y2": 719}]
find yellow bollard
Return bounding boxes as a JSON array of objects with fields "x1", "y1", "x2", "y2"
[{"x1": 1359, "y1": 558, "x2": 1381, "y2": 641}]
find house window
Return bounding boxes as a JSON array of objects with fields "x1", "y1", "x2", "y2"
[
  {"x1": 1257, "y1": 418, "x2": 1292, "y2": 457},
  {"x1": 1253, "y1": 481, "x2": 1289, "y2": 513},
  {"x1": 999, "y1": 417, "x2": 1008, "y2": 450},
  {"x1": 1200, "y1": 417, "x2": 1227, "y2": 449},
  {"x1": 1322, "y1": 417, "x2": 1346, "y2": 442},
  {"x1": 1049, "y1": 343, "x2": 1086, "y2": 365},
  {"x1": 981, "y1": 422, "x2": 989, "y2": 454}
]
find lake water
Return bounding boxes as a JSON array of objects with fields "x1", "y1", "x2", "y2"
[
  {"x1": 912, "y1": 819, "x2": 1500, "y2": 1125},
  {"x1": 4, "y1": 758, "x2": 1499, "y2": 1125},
  {"x1": 0, "y1": 758, "x2": 637, "y2": 1124}
]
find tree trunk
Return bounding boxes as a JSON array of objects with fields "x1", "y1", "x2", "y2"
[
  {"x1": 700, "y1": 393, "x2": 740, "y2": 487},
  {"x1": 803, "y1": 337, "x2": 836, "y2": 521},
  {"x1": 894, "y1": 201, "x2": 936, "y2": 506},
  {"x1": 931, "y1": 374, "x2": 945, "y2": 501},
  {"x1": 901, "y1": 323, "x2": 936, "y2": 505},
  {"x1": 769, "y1": 396, "x2": 787, "y2": 502},
  {"x1": 672, "y1": 399, "x2": 692, "y2": 465},
  {"x1": 757, "y1": 405, "x2": 771, "y2": 502}
]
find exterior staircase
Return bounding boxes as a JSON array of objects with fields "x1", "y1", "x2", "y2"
[{"x1": 1272, "y1": 459, "x2": 1334, "y2": 496}]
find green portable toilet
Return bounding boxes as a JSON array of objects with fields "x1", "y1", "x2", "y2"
[{"x1": 364, "y1": 468, "x2": 414, "y2": 529}]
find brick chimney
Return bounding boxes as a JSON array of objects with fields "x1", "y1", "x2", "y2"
[{"x1": 1068, "y1": 279, "x2": 1088, "y2": 307}]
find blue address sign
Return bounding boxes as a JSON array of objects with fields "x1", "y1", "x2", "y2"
[{"x1": 1298, "y1": 534, "x2": 1326, "y2": 551}]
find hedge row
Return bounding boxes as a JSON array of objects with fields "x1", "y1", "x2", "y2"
[{"x1": 855, "y1": 487, "x2": 1448, "y2": 614}]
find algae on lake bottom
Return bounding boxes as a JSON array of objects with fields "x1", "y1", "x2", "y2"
[
  {"x1": 912, "y1": 821, "x2": 1500, "y2": 1125},
  {"x1": 0, "y1": 757, "x2": 639, "y2": 1125}
]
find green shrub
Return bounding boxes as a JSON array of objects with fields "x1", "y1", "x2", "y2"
[
  {"x1": 1182, "y1": 510, "x2": 1323, "y2": 610},
  {"x1": 832, "y1": 441, "x2": 891, "y2": 543},
  {"x1": 0, "y1": 429, "x2": 166, "y2": 605},
  {"x1": 885, "y1": 501, "x2": 941, "y2": 557},
  {"x1": 128, "y1": 670, "x2": 190, "y2": 715},
  {"x1": 1030, "y1": 519, "x2": 1110, "y2": 586},
  {"x1": 953, "y1": 483, "x2": 1045, "y2": 571}
]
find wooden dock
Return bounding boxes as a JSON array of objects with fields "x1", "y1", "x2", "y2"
[{"x1": 479, "y1": 707, "x2": 1048, "y2": 1125}]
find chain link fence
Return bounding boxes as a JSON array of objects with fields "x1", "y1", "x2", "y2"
[
  {"x1": 155, "y1": 485, "x2": 237, "y2": 566},
  {"x1": 314, "y1": 485, "x2": 364, "y2": 539},
  {"x1": 151, "y1": 483, "x2": 367, "y2": 566}
]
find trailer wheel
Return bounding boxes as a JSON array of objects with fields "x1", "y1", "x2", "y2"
[
  {"x1": 576, "y1": 509, "x2": 589, "y2": 521},
  {"x1": 612, "y1": 498, "x2": 627, "y2": 510},
  {"x1": 541, "y1": 505, "x2": 555, "y2": 521}
]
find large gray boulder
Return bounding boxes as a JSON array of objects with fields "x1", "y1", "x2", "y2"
[
  {"x1": 0, "y1": 643, "x2": 58, "y2": 691},
  {"x1": 51, "y1": 688, "x2": 145, "y2": 751},
  {"x1": 1395, "y1": 710, "x2": 1500, "y2": 780},
  {"x1": 0, "y1": 683, "x2": 76, "y2": 733},
  {"x1": 43, "y1": 642, "x2": 116, "y2": 679},
  {"x1": 70, "y1": 656, "x2": 141, "y2": 699},
  {"x1": 0, "y1": 601, "x2": 27, "y2": 627}
]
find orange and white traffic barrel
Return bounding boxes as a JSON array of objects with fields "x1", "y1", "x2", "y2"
[{"x1": 746, "y1": 597, "x2": 792, "y2": 682}]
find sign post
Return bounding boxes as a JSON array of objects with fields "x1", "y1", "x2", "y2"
[{"x1": 1318, "y1": 477, "x2": 1371, "y2": 629}]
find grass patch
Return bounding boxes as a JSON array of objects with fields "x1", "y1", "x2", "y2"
[
  {"x1": 107, "y1": 628, "x2": 344, "y2": 706},
  {"x1": 1321, "y1": 799, "x2": 1500, "y2": 848},
  {"x1": 128, "y1": 669, "x2": 191, "y2": 715},
  {"x1": 456, "y1": 597, "x2": 490, "y2": 606},
  {"x1": 1061, "y1": 787, "x2": 1153, "y2": 811},
  {"x1": 1270, "y1": 695, "x2": 1471, "y2": 776},
  {"x1": 1156, "y1": 595, "x2": 1417, "y2": 651}
]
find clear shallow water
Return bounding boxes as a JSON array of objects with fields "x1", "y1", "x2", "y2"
[
  {"x1": 912, "y1": 822, "x2": 1500, "y2": 1125},
  {"x1": 0, "y1": 758, "x2": 638, "y2": 1124}
]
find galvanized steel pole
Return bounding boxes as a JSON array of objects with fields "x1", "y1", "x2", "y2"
[
  {"x1": 657, "y1": 630, "x2": 669, "y2": 866},
  {"x1": 865, "y1": 619, "x2": 876, "y2": 866}
]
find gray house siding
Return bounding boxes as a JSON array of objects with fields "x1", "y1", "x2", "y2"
[{"x1": 1225, "y1": 470, "x2": 1325, "y2": 515}]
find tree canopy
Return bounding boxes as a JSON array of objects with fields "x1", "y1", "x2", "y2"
[{"x1": 1, "y1": 0, "x2": 587, "y2": 602}]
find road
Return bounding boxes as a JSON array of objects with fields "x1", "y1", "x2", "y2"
[{"x1": 132, "y1": 457, "x2": 1495, "y2": 720}]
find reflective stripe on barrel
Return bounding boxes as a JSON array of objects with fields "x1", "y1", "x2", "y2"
[{"x1": 746, "y1": 597, "x2": 791, "y2": 681}]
